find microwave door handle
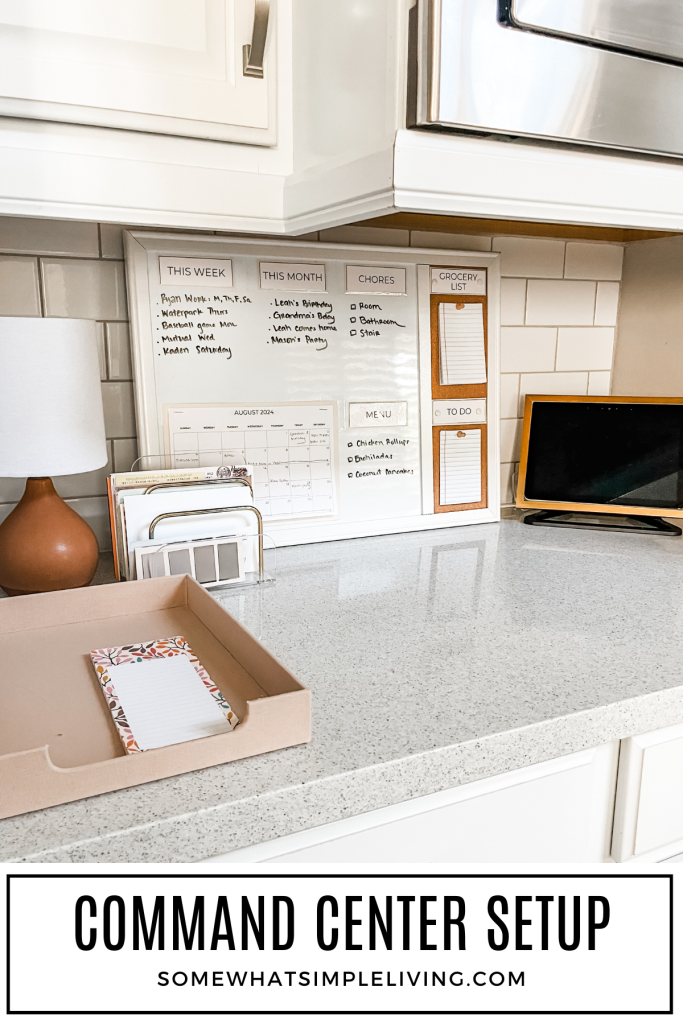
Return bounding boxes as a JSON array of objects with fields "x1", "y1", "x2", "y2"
[{"x1": 243, "y1": 1, "x2": 270, "y2": 78}]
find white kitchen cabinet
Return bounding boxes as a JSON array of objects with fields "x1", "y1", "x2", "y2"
[
  {"x1": 0, "y1": 0, "x2": 275, "y2": 145},
  {"x1": 612, "y1": 721, "x2": 683, "y2": 862},
  {"x1": 202, "y1": 742, "x2": 619, "y2": 863},
  {"x1": 4, "y1": 3, "x2": 683, "y2": 233}
]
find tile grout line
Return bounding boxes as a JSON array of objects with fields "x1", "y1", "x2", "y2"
[{"x1": 37, "y1": 257, "x2": 47, "y2": 317}]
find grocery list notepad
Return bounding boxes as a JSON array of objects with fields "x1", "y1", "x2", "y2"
[
  {"x1": 90, "y1": 636, "x2": 238, "y2": 754},
  {"x1": 438, "y1": 302, "x2": 487, "y2": 385}
]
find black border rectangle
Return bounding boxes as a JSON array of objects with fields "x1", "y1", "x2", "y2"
[{"x1": 5, "y1": 873, "x2": 674, "y2": 1015}]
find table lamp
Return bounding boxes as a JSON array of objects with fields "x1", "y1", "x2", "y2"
[{"x1": 0, "y1": 317, "x2": 108, "y2": 595}]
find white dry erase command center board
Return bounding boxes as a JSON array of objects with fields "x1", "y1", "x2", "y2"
[{"x1": 124, "y1": 234, "x2": 501, "y2": 545}]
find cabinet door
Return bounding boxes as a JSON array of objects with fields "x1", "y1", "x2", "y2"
[
  {"x1": 202, "y1": 743, "x2": 619, "y2": 864},
  {"x1": 0, "y1": 0, "x2": 275, "y2": 144},
  {"x1": 612, "y1": 721, "x2": 683, "y2": 862}
]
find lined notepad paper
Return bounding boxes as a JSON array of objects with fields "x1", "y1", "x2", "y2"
[
  {"x1": 438, "y1": 303, "x2": 487, "y2": 385},
  {"x1": 90, "y1": 636, "x2": 237, "y2": 753},
  {"x1": 439, "y1": 430, "x2": 482, "y2": 506}
]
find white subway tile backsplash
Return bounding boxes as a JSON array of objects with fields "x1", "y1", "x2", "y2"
[
  {"x1": 319, "y1": 226, "x2": 410, "y2": 247},
  {"x1": 500, "y1": 418, "x2": 523, "y2": 463},
  {"x1": 594, "y1": 282, "x2": 620, "y2": 326},
  {"x1": 0, "y1": 217, "x2": 99, "y2": 258},
  {"x1": 525, "y1": 280, "x2": 596, "y2": 326},
  {"x1": 518, "y1": 371, "x2": 589, "y2": 415},
  {"x1": 564, "y1": 242, "x2": 624, "y2": 281},
  {"x1": 501, "y1": 327, "x2": 557, "y2": 372},
  {"x1": 493, "y1": 236, "x2": 565, "y2": 278},
  {"x1": 1, "y1": 451, "x2": 115, "y2": 504},
  {"x1": 106, "y1": 322, "x2": 132, "y2": 379},
  {"x1": 101, "y1": 381, "x2": 136, "y2": 438},
  {"x1": 0, "y1": 494, "x2": 111, "y2": 552},
  {"x1": 0, "y1": 256, "x2": 41, "y2": 315},
  {"x1": 500, "y1": 278, "x2": 526, "y2": 325},
  {"x1": 99, "y1": 223, "x2": 125, "y2": 259},
  {"x1": 587, "y1": 371, "x2": 612, "y2": 395},
  {"x1": 500, "y1": 462, "x2": 516, "y2": 505},
  {"x1": 500, "y1": 374, "x2": 521, "y2": 419},
  {"x1": 0, "y1": 217, "x2": 636, "y2": 530},
  {"x1": 410, "y1": 231, "x2": 492, "y2": 251},
  {"x1": 95, "y1": 322, "x2": 107, "y2": 380},
  {"x1": 556, "y1": 327, "x2": 615, "y2": 371},
  {"x1": 112, "y1": 437, "x2": 139, "y2": 474},
  {"x1": 0, "y1": 478, "x2": 25, "y2": 504},
  {"x1": 66, "y1": 496, "x2": 112, "y2": 551},
  {"x1": 42, "y1": 258, "x2": 128, "y2": 319},
  {"x1": 101, "y1": 223, "x2": 194, "y2": 257},
  {"x1": 55, "y1": 440, "x2": 113, "y2": 499}
]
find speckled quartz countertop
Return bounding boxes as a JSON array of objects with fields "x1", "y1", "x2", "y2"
[{"x1": 4, "y1": 518, "x2": 683, "y2": 863}]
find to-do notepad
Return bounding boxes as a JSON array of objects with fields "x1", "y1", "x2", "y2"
[
  {"x1": 90, "y1": 636, "x2": 238, "y2": 754},
  {"x1": 440, "y1": 429, "x2": 482, "y2": 506}
]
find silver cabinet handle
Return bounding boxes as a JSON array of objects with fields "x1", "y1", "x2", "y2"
[{"x1": 243, "y1": 0, "x2": 270, "y2": 78}]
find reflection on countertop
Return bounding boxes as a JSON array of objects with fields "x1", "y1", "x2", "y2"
[{"x1": 4, "y1": 519, "x2": 683, "y2": 862}]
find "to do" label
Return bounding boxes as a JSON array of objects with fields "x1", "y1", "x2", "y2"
[{"x1": 432, "y1": 399, "x2": 486, "y2": 425}]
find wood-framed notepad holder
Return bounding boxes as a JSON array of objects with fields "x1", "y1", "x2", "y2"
[
  {"x1": 430, "y1": 273, "x2": 489, "y2": 513},
  {"x1": 0, "y1": 575, "x2": 310, "y2": 819}
]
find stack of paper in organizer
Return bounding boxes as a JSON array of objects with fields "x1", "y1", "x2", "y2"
[{"x1": 107, "y1": 466, "x2": 253, "y2": 580}]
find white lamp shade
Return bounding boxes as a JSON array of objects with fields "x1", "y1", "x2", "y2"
[{"x1": 0, "y1": 317, "x2": 108, "y2": 477}]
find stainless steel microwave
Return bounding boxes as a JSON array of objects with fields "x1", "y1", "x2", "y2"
[{"x1": 410, "y1": 0, "x2": 683, "y2": 158}]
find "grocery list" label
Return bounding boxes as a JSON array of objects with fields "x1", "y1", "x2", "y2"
[{"x1": 431, "y1": 268, "x2": 486, "y2": 294}]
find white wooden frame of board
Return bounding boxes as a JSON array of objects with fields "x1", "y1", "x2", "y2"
[
  {"x1": 612, "y1": 721, "x2": 683, "y2": 863},
  {"x1": 124, "y1": 231, "x2": 500, "y2": 547}
]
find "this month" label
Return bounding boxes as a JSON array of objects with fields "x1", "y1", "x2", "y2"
[{"x1": 259, "y1": 262, "x2": 327, "y2": 292}]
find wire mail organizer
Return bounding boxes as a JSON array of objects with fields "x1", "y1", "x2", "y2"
[
  {"x1": 109, "y1": 460, "x2": 274, "y2": 588},
  {"x1": 133, "y1": 504, "x2": 274, "y2": 591}
]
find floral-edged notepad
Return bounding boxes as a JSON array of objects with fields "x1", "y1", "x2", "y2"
[{"x1": 90, "y1": 636, "x2": 238, "y2": 754}]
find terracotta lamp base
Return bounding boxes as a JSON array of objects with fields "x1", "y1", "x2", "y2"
[{"x1": 0, "y1": 477, "x2": 99, "y2": 595}]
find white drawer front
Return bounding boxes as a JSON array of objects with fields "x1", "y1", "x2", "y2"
[
  {"x1": 202, "y1": 743, "x2": 619, "y2": 864},
  {"x1": 613, "y1": 722, "x2": 683, "y2": 860}
]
